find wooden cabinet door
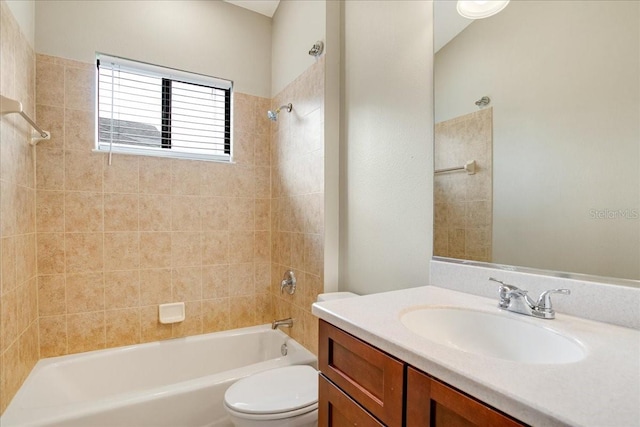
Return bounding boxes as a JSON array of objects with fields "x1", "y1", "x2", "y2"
[
  {"x1": 406, "y1": 367, "x2": 527, "y2": 427},
  {"x1": 319, "y1": 320, "x2": 404, "y2": 426},
  {"x1": 319, "y1": 375, "x2": 385, "y2": 427}
]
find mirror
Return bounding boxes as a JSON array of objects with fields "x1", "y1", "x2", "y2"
[{"x1": 433, "y1": 0, "x2": 639, "y2": 283}]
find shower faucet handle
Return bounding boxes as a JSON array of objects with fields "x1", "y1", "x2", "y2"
[{"x1": 280, "y1": 270, "x2": 296, "y2": 295}]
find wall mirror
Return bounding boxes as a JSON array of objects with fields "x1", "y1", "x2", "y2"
[{"x1": 433, "y1": 0, "x2": 639, "y2": 284}]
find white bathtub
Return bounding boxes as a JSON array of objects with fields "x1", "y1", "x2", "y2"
[{"x1": 1, "y1": 324, "x2": 317, "y2": 427}]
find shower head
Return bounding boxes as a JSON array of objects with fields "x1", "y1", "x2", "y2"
[{"x1": 267, "y1": 103, "x2": 293, "y2": 122}]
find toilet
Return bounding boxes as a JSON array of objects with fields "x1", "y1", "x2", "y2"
[
  {"x1": 223, "y1": 292, "x2": 359, "y2": 427},
  {"x1": 223, "y1": 365, "x2": 318, "y2": 427}
]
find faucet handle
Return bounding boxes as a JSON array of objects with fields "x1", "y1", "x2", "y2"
[
  {"x1": 536, "y1": 289, "x2": 570, "y2": 311},
  {"x1": 490, "y1": 277, "x2": 523, "y2": 308}
]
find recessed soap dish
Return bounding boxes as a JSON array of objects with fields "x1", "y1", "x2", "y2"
[{"x1": 158, "y1": 302, "x2": 185, "y2": 324}]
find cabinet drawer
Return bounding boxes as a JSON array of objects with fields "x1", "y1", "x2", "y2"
[
  {"x1": 319, "y1": 374, "x2": 384, "y2": 427},
  {"x1": 319, "y1": 320, "x2": 404, "y2": 427},
  {"x1": 406, "y1": 367, "x2": 527, "y2": 427}
]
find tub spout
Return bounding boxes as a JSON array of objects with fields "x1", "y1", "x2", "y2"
[{"x1": 272, "y1": 318, "x2": 294, "y2": 330}]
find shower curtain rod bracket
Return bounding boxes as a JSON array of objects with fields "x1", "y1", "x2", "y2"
[{"x1": 1, "y1": 95, "x2": 51, "y2": 145}]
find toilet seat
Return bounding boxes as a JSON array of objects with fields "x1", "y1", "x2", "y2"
[{"x1": 224, "y1": 365, "x2": 318, "y2": 420}]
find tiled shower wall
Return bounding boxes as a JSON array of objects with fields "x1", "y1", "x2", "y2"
[
  {"x1": 34, "y1": 54, "x2": 274, "y2": 358},
  {"x1": 0, "y1": 1, "x2": 39, "y2": 414},
  {"x1": 1, "y1": 17, "x2": 326, "y2": 413},
  {"x1": 270, "y1": 57, "x2": 325, "y2": 355},
  {"x1": 434, "y1": 108, "x2": 493, "y2": 262}
]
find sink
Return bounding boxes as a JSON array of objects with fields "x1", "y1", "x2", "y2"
[{"x1": 400, "y1": 307, "x2": 586, "y2": 364}]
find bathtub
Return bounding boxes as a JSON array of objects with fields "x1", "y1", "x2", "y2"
[{"x1": 1, "y1": 324, "x2": 317, "y2": 427}]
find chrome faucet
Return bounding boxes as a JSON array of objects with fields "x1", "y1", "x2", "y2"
[
  {"x1": 272, "y1": 317, "x2": 294, "y2": 330},
  {"x1": 489, "y1": 277, "x2": 570, "y2": 319}
]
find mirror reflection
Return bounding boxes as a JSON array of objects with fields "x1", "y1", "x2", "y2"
[{"x1": 434, "y1": 0, "x2": 639, "y2": 281}]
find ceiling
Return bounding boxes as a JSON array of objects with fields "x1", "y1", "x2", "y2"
[
  {"x1": 434, "y1": 1, "x2": 473, "y2": 52},
  {"x1": 224, "y1": 0, "x2": 280, "y2": 18},
  {"x1": 223, "y1": 0, "x2": 471, "y2": 52}
]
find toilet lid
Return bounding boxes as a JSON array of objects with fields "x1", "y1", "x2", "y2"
[{"x1": 224, "y1": 365, "x2": 318, "y2": 415}]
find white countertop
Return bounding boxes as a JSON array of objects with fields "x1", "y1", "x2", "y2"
[{"x1": 312, "y1": 286, "x2": 640, "y2": 427}]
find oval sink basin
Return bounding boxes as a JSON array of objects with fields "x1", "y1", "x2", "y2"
[{"x1": 400, "y1": 307, "x2": 586, "y2": 364}]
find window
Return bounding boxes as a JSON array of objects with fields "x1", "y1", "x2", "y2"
[{"x1": 96, "y1": 54, "x2": 232, "y2": 162}]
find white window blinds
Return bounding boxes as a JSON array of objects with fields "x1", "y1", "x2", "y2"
[{"x1": 96, "y1": 54, "x2": 232, "y2": 162}]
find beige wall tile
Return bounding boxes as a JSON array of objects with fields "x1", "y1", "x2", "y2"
[
  {"x1": 139, "y1": 157, "x2": 171, "y2": 195},
  {"x1": 255, "y1": 166, "x2": 270, "y2": 199},
  {"x1": 172, "y1": 301, "x2": 202, "y2": 337},
  {"x1": 36, "y1": 148, "x2": 64, "y2": 190},
  {"x1": 65, "y1": 67, "x2": 94, "y2": 112},
  {"x1": 15, "y1": 235, "x2": 36, "y2": 287},
  {"x1": 171, "y1": 160, "x2": 201, "y2": 196},
  {"x1": 140, "y1": 305, "x2": 171, "y2": 343},
  {"x1": 230, "y1": 295, "x2": 255, "y2": 329},
  {"x1": 140, "y1": 268, "x2": 172, "y2": 306},
  {"x1": 233, "y1": 93, "x2": 257, "y2": 135},
  {"x1": 140, "y1": 232, "x2": 171, "y2": 268},
  {"x1": 18, "y1": 323, "x2": 39, "y2": 378},
  {"x1": 104, "y1": 270, "x2": 140, "y2": 310},
  {"x1": 255, "y1": 199, "x2": 270, "y2": 231},
  {"x1": 0, "y1": 290, "x2": 18, "y2": 353},
  {"x1": 64, "y1": 191, "x2": 103, "y2": 232},
  {"x1": 36, "y1": 190, "x2": 64, "y2": 232},
  {"x1": 202, "y1": 231, "x2": 229, "y2": 265},
  {"x1": 229, "y1": 166, "x2": 254, "y2": 198},
  {"x1": 172, "y1": 267, "x2": 202, "y2": 302},
  {"x1": 228, "y1": 198, "x2": 254, "y2": 231},
  {"x1": 64, "y1": 108, "x2": 94, "y2": 151},
  {"x1": 254, "y1": 132, "x2": 270, "y2": 167},
  {"x1": 64, "y1": 150, "x2": 103, "y2": 192},
  {"x1": 15, "y1": 187, "x2": 35, "y2": 235},
  {"x1": 38, "y1": 275, "x2": 66, "y2": 316},
  {"x1": 229, "y1": 263, "x2": 254, "y2": 297},
  {"x1": 139, "y1": 194, "x2": 171, "y2": 231},
  {"x1": 202, "y1": 298, "x2": 230, "y2": 333},
  {"x1": 36, "y1": 61, "x2": 64, "y2": 107},
  {"x1": 254, "y1": 263, "x2": 270, "y2": 294},
  {"x1": 65, "y1": 233, "x2": 103, "y2": 273},
  {"x1": 201, "y1": 163, "x2": 233, "y2": 197},
  {"x1": 104, "y1": 232, "x2": 140, "y2": 271},
  {"x1": 228, "y1": 231, "x2": 253, "y2": 263},
  {"x1": 67, "y1": 311, "x2": 105, "y2": 354},
  {"x1": 200, "y1": 197, "x2": 229, "y2": 231},
  {"x1": 202, "y1": 265, "x2": 229, "y2": 299},
  {"x1": 171, "y1": 232, "x2": 201, "y2": 267},
  {"x1": 37, "y1": 232, "x2": 65, "y2": 274},
  {"x1": 104, "y1": 194, "x2": 138, "y2": 231},
  {"x1": 171, "y1": 196, "x2": 201, "y2": 231},
  {"x1": 1, "y1": 237, "x2": 17, "y2": 294},
  {"x1": 1, "y1": 342, "x2": 23, "y2": 412},
  {"x1": 104, "y1": 155, "x2": 139, "y2": 194},
  {"x1": 39, "y1": 315, "x2": 67, "y2": 357},
  {"x1": 66, "y1": 272, "x2": 104, "y2": 314},
  {"x1": 233, "y1": 130, "x2": 255, "y2": 166},
  {"x1": 105, "y1": 308, "x2": 140, "y2": 347}
]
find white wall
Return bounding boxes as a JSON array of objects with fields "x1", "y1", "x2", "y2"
[
  {"x1": 340, "y1": 1, "x2": 433, "y2": 294},
  {"x1": 435, "y1": 1, "x2": 640, "y2": 280},
  {"x1": 6, "y1": 0, "x2": 34, "y2": 47},
  {"x1": 34, "y1": 0, "x2": 272, "y2": 97},
  {"x1": 270, "y1": 0, "x2": 325, "y2": 97}
]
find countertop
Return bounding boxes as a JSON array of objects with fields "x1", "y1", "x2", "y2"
[{"x1": 311, "y1": 286, "x2": 640, "y2": 427}]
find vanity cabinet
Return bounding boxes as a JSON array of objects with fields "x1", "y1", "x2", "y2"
[{"x1": 319, "y1": 320, "x2": 527, "y2": 427}]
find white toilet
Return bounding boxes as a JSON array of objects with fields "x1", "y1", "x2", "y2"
[
  {"x1": 223, "y1": 292, "x2": 359, "y2": 427},
  {"x1": 223, "y1": 365, "x2": 318, "y2": 427}
]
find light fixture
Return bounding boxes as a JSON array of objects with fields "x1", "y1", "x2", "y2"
[{"x1": 456, "y1": 0, "x2": 510, "y2": 19}]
